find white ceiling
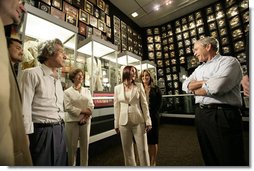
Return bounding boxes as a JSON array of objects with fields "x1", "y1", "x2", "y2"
[{"x1": 109, "y1": 0, "x2": 219, "y2": 27}]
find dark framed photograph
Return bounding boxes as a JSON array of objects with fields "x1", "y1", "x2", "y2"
[
  {"x1": 63, "y1": 2, "x2": 78, "y2": 17},
  {"x1": 52, "y1": 0, "x2": 62, "y2": 10},
  {"x1": 98, "y1": 20, "x2": 105, "y2": 32},
  {"x1": 51, "y1": 6, "x2": 65, "y2": 20},
  {"x1": 72, "y1": 0, "x2": 84, "y2": 9},
  {"x1": 39, "y1": 2, "x2": 51, "y2": 13},
  {"x1": 85, "y1": 0, "x2": 93, "y2": 15},
  {"x1": 79, "y1": 9, "x2": 89, "y2": 24},
  {"x1": 106, "y1": 15, "x2": 111, "y2": 27},
  {"x1": 89, "y1": 15, "x2": 98, "y2": 28},
  {"x1": 79, "y1": 21, "x2": 86, "y2": 36},
  {"x1": 97, "y1": 0, "x2": 105, "y2": 11},
  {"x1": 66, "y1": 12, "x2": 77, "y2": 26}
]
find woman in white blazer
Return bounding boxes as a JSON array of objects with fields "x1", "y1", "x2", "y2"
[
  {"x1": 114, "y1": 65, "x2": 152, "y2": 166},
  {"x1": 64, "y1": 68, "x2": 94, "y2": 166}
]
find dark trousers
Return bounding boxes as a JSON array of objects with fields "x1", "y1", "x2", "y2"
[
  {"x1": 29, "y1": 124, "x2": 67, "y2": 166},
  {"x1": 195, "y1": 107, "x2": 246, "y2": 166}
]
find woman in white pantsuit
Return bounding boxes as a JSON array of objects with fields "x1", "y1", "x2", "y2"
[
  {"x1": 114, "y1": 65, "x2": 152, "y2": 166},
  {"x1": 64, "y1": 68, "x2": 94, "y2": 166}
]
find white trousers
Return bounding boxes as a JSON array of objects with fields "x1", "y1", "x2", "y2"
[
  {"x1": 65, "y1": 119, "x2": 91, "y2": 166},
  {"x1": 119, "y1": 123, "x2": 150, "y2": 166}
]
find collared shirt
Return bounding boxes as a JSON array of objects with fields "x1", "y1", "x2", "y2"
[
  {"x1": 20, "y1": 64, "x2": 64, "y2": 134},
  {"x1": 64, "y1": 86, "x2": 94, "y2": 122},
  {"x1": 182, "y1": 54, "x2": 243, "y2": 107}
]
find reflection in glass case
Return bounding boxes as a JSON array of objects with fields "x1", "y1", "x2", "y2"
[{"x1": 77, "y1": 35, "x2": 118, "y2": 93}]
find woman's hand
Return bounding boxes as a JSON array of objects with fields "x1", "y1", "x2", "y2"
[
  {"x1": 115, "y1": 128, "x2": 120, "y2": 134},
  {"x1": 145, "y1": 125, "x2": 152, "y2": 132}
]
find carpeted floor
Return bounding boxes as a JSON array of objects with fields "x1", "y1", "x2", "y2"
[{"x1": 87, "y1": 118, "x2": 249, "y2": 166}]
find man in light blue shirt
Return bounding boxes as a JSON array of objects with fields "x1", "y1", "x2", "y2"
[{"x1": 182, "y1": 37, "x2": 246, "y2": 166}]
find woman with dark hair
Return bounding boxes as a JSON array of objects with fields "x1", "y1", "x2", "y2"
[
  {"x1": 140, "y1": 69, "x2": 162, "y2": 166},
  {"x1": 64, "y1": 68, "x2": 94, "y2": 166},
  {"x1": 114, "y1": 65, "x2": 152, "y2": 166}
]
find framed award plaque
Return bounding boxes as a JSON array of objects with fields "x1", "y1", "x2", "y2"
[
  {"x1": 79, "y1": 9, "x2": 89, "y2": 24},
  {"x1": 52, "y1": 0, "x2": 62, "y2": 10},
  {"x1": 90, "y1": 15, "x2": 98, "y2": 28},
  {"x1": 97, "y1": 0, "x2": 105, "y2": 11},
  {"x1": 51, "y1": 6, "x2": 65, "y2": 20},
  {"x1": 39, "y1": 2, "x2": 51, "y2": 13},
  {"x1": 78, "y1": 21, "x2": 86, "y2": 36},
  {"x1": 85, "y1": 0, "x2": 93, "y2": 15}
]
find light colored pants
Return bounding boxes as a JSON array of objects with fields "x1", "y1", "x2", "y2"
[
  {"x1": 119, "y1": 123, "x2": 150, "y2": 166},
  {"x1": 65, "y1": 119, "x2": 91, "y2": 166}
]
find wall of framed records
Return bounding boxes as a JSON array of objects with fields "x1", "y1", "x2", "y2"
[
  {"x1": 27, "y1": 0, "x2": 144, "y2": 57},
  {"x1": 144, "y1": 0, "x2": 249, "y2": 95}
]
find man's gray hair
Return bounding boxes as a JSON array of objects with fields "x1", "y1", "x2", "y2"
[
  {"x1": 37, "y1": 38, "x2": 63, "y2": 64},
  {"x1": 197, "y1": 37, "x2": 219, "y2": 53}
]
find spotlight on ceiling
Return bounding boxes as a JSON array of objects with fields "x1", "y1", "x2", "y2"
[
  {"x1": 154, "y1": 4, "x2": 160, "y2": 11},
  {"x1": 131, "y1": 12, "x2": 138, "y2": 18}
]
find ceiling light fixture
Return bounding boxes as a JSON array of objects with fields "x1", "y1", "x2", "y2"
[
  {"x1": 131, "y1": 12, "x2": 138, "y2": 18},
  {"x1": 154, "y1": 4, "x2": 160, "y2": 11},
  {"x1": 166, "y1": 0, "x2": 173, "y2": 6}
]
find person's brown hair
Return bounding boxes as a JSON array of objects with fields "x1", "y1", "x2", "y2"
[
  {"x1": 37, "y1": 38, "x2": 64, "y2": 64},
  {"x1": 69, "y1": 68, "x2": 84, "y2": 83},
  {"x1": 122, "y1": 65, "x2": 136, "y2": 84},
  {"x1": 140, "y1": 69, "x2": 154, "y2": 87}
]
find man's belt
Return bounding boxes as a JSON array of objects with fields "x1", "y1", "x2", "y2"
[
  {"x1": 34, "y1": 120, "x2": 64, "y2": 127},
  {"x1": 198, "y1": 104, "x2": 239, "y2": 110}
]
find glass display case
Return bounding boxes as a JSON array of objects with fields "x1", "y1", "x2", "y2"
[
  {"x1": 77, "y1": 35, "x2": 118, "y2": 94},
  {"x1": 21, "y1": 4, "x2": 78, "y2": 87}
]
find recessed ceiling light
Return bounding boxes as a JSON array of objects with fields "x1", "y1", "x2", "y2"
[
  {"x1": 166, "y1": 0, "x2": 173, "y2": 5},
  {"x1": 131, "y1": 12, "x2": 138, "y2": 17},
  {"x1": 154, "y1": 4, "x2": 160, "y2": 11}
]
